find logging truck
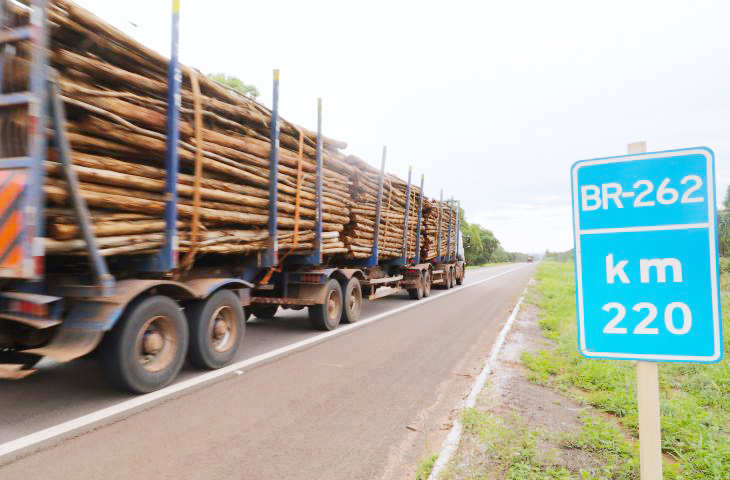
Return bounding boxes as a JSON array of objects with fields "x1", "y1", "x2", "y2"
[{"x1": 0, "y1": 0, "x2": 464, "y2": 393}]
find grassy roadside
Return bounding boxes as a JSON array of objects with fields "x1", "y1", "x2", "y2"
[{"x1": 521, "y1": 260, "x2": 730, "y2": 478}]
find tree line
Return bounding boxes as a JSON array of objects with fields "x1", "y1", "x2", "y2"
[{"x1": 720, "y1": 185, "x2": 730, "y2": 256}]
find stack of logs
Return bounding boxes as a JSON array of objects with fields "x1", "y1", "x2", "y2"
[
  {"x1": 420, "y1": 198, "x2": 458, "y2": 261},
  {"x1": 4, "y1": 0, "x2": 355, "y2": 259},
  {"x1": 342, "y1": 156, "x2": 421, "y2": 260},
  {"x1": 1, "y1": 0, "x2": 459, "y2": 267}
]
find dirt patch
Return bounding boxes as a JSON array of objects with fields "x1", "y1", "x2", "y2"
[
  {"x1": 444, "y1": 303, "x2": 612, "y2": 477},
  {"x1": 485, "y1": 305, "x2": 581, "y2": 430}
]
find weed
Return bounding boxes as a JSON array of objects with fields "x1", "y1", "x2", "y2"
[
  {"x1": 415, "y1": 453, "x2": 439, "y2": 480},
  {"x1": 522, "y1": 261, "x2": 730, "y2": 479}
]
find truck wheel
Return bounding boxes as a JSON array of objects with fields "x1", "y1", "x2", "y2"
[
  {"x1": 340, "y1": 277, "x2": 362, "y2": 324},
  {"x1": 445, "y1": 269, "x2": 453, "y2": 289},
  {"x1": 309, "y1": 279, "x2": 343, "y2": 331},
  {"x1": 248, "y1": 304, "x2": 278, "y2": 319},
  {"x1": 100, "y1": 295, "x2": 188, "y2": 393},
  {"x1": 456, "y1": 266, "x2": 464, "y2": 286},
  {"x1": 423, "y1": 270, "x2": 432, "y2": 297},
  {"x1": 186, "y1": 290, "x2": 245, "y2": 370},
  {"x1": 408, "y1": 274, "x2": 424, "y2": 300}
]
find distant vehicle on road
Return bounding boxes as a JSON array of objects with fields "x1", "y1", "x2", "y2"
[{"x1": 527, "y1": 256, "x2": 534, "y2": 263}]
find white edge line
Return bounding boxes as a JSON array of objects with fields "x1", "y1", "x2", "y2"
[
  {"x1": 0, "y1": 264, "x2": 531, "y2": 459},
  {"x1": 428, "y1": 293, "x2": 526, "y2": 480}
]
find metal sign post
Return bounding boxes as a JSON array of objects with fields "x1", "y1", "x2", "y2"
[{"x1": 571, "y1": 143, "x2": 723, "y2": 480}]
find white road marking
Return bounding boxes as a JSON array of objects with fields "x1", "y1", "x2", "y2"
[
  {"x1": 428, "y1": 292, "x2": 527, "y2": 479},
  {"x1": 0, "y1": 264, "x2": 529, "y2": 459}
]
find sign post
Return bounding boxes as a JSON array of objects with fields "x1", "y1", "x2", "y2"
[{"x1": 571, "y1": 144, "x2": 723, "y2": 479}]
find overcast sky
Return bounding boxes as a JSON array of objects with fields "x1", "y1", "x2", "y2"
[{"x1": 75, "y1": 0, "x2": 730, "y2": 254}]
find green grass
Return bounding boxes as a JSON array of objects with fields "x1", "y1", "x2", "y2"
[
  {"x1": 440, "y1": 408, "x2": 638, "y2": 479},
  {"x1": 441, "y1": 408, "x2": 573, "y2": 480},
  {"x1": 521, "y1": 261, "x2": 730, "y2": 479},
  {"x1": 415, "y1": 453, "x2": 439, "y2": 480},
  {"x1": 559, "y1": 414, "x2": 639, "y2": 479}
]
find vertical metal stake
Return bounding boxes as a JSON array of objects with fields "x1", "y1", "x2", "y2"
[
  {"x1": 265, "y1": 69, "x2": 280, "y2": 267},
  {"x1": 370, "y1": 147, "x2": 387, "y2": 266},
  {"x1": 27, "y1": 0, "x2": 49, "y2": 277},
  {"x1": 437, "y1": 189, "x2": 443, "y2": 261},
  {"x1": 162, "y1": 0, "x2": 181, "y2": 271},
  {"x1": 455, "y1": 200, "x2": 461, "y2": 260},
  {"x1": 446, "y1": 197, "x2": 453, "y2": 261},
  {"x1": 400, "y1": 166, "x2": 412, "y2": 263},
  {"x1": 414, "y1": 174, "x2": 424, "y2": 264},
  {"x1": 313, "y1": 98, "x2": 323, "y2": 265},
  {"x1": 50, "y1": 79, "x2": 113, "y2": 291}
]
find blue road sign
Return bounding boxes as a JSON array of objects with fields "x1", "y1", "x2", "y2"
[{"x1": 571, "y1": 147, "x2": 722, "y2": 363}]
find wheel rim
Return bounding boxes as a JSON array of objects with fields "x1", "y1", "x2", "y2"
[
  {"x1": 137, "y1": 315, "x2": 178, "y2": 373},
  {"x1": 348, "y1": 284, "x2": 361, "y2": 317},
  {"x1": 208, "y1": 305, "x2": 238, "y2": 353},
  {"x1": 326, "y1": 289, "x2": 340, "y2": 321}
]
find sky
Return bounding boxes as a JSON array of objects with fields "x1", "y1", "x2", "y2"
[{"x1": 74, "y1": 0, "x2": 730, "y2": 254}]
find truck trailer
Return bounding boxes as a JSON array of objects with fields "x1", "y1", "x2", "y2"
[{"x1": 0, "y1": 0, "x2": 464, "y2": 392}]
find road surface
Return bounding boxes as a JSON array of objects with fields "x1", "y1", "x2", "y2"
[{"x1": 0, "y1": 263, "x2": 535, "y2": 479}]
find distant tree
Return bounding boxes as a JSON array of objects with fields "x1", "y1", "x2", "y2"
[
  {"x1": 719, "y1": 185, "x2": 730, "y2": 256},
  {"x1": 207, "y1": 73, "x2": 260, "y2": 100}
]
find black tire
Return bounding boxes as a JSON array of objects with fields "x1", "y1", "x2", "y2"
[
  {"x1": 248, "y1": 303, "x2": 278, "y2": 319},
  {"x1": 456, "y1": 266, "x2": 464, "y2": 286},
  {"x1": 186, "y1": 290, "x2": 245, "y2": 370},
  {"x1": 340, "y1": 277, "x2": 362, "y2": 324},
  {"x1": 100, "y1": 295, "x2": 188, "y2": 393},
  {"x1": 408, "y1": 273, "x2": 424, "y2": 300},
  {"x1": 309, "y1": 279, "x2": 343, "y2": 330},
  {"x1": 423, "y1": 270, "x2": 432, "y2": 297}
]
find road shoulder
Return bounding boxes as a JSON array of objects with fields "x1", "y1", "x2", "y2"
[{"x1": 431, "y1": 267, "x2": 639, "y2": 479}]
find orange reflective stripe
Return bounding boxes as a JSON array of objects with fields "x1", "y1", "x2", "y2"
[
  {"x1": 0, "y1": 173, "x2": 25, "y2": 215},
  {"x1": 0, "y1": 210, "x2": 21, "y2": 255},
  {"x1": 0, "y1": 245, "x2": 22, "y2": 267}
]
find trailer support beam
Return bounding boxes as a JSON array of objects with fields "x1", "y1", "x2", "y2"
[
  {"x1": 400, "y1": 166, "x2": 412, "y2": 264},
  {"x1": 49, "y1": 78, "x2": 114, "y2": 293},
  {"x1": 414, "y1": 174, "x2": 424, "y2": 265},
  {"x1": 313, "y1": 98, "x2": 323, "y2": 265},
  {"x1": 446, "y1": 197, "x2": 454, "y2": 262},
  {"x1": 455, "y1": 200, "x2": 461, "y2": 260},
  {"x1": 355, "y1": 147, "x2": 387, "y2": 268},
  {"x1": 264, "y1": 69, "x2": 280, "y2": 267},
  {"x1": 160, "y1": 0, "x2": 181, "y2": 272},
  {"x1": 436, "y1": 189, "x2": 443, "y2": 262}
]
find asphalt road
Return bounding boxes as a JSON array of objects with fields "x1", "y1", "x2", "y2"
[{"x1": 0, "y1": 263, "x2": 535, "y2": 479}]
